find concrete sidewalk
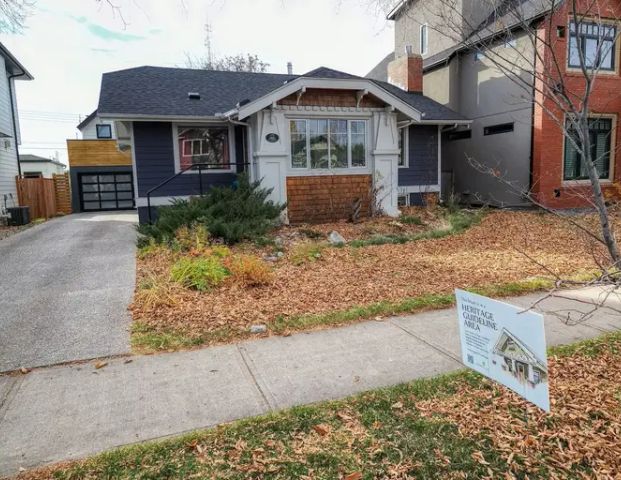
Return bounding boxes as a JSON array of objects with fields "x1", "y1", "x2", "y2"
[{"x1": 1, "y1": 288, "x2": 620, "y2": 476}]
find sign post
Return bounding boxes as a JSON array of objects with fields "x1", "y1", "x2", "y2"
[{"x1": 455, "y1": 289, "x2": 550, "y2": 412}]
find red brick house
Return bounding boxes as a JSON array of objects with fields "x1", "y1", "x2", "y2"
[
  {"x1": 532, "y1": 0, "x2": 621, "y2": 208},
  {"x1": 369, "y1": 0, "x2": 621, "y2": 209}
]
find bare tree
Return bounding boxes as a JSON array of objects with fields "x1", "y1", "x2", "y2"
[
  {"x1": 0, "y1": 0, "x2": 33, "y2": 32},
  {"x1": 374, "y1": 0, "x2": 620, "y2": 294},
  {"x1": 185, "y1": 52, "x2": 270, "y2": 73}
]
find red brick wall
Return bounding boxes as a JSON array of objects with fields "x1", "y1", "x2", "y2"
[
  {"x1": 286, "y1": 175, "x2": 372, "y2": 224},
  {"x1": 532, "y1": 1, "x2": 621, "y2": 208},
  {"x1": 278, "y1": 89, "x2": 385, "y2": 108}
]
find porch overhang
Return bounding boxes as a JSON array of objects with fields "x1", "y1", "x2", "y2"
[{"x1": 236, "y1": 77, "x2": 424, "y2": 122}]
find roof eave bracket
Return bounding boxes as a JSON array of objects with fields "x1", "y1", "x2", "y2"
[
  {"x1": 356, "y1": 89, "x2": 368, "y2": 108},
  {"x1": 296, "y1": 87, "x2": 307, "y2": 106}
]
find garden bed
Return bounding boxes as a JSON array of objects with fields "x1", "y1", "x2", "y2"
[{"x1": 130, "y1": 209, "x2": 609, "y2": 352}]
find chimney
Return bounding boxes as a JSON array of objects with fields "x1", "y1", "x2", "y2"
[
  {"x1": 287, "y1": 62, "x2": 293, "y2": 75},
  {"x1": 387, "y1": 46, "x2": 423, "y2": 93}
]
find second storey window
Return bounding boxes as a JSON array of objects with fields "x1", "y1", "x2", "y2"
[
  {"x1": 96, "y1": 124, "x2": 112, "y2": 139},
  {"x1": 290, "y1": 119, "x2": 367, "y2": 170},
  {"x1": 178, "y1": 126, "x2": 230, "y2": 170},
  {"x1": 568, "y1": 21, "x2": 617, "y2": 71},
  {"x1": 420, "y1": 24, "x2": 428, "y2": 55},
  {"x1": 563, "y1": 117, "x2": 613, "y2": 181}
]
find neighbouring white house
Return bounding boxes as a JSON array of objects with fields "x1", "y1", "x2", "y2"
[
  {"x1": 19, "y1": 154, "x2": 66, "y2": 178},
  {"x1": 0, "y1": 42, "x2": 33, "y2": 215}
]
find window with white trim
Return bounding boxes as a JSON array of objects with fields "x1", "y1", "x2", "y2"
[
  {"x1": 290, "y1": 119, "x2": 367, "y2": 169},
  {"x1": 398, "y1": 127, "x2": 409, "y2": 167},
  {"x1": 568, "y1": 20, "x2": 617, "y2": 71},
  {"x1": 178, "y1": 126, "x2": 230, "y2": 170},
  {"x1": 419, "y1": 24, "x2": 428, "y2": 55}
]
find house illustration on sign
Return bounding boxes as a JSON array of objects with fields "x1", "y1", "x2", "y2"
[{"x1": 492, "y1": 329, "x2": 548, "y2": 388}]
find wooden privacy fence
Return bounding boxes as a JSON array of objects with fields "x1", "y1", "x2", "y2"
[
  {"x1": 53, "y1": 173, "x2": 72, "y2": 215},
  {"x1": 16, "y1": 173, "x2": 72, "y2": 219}
]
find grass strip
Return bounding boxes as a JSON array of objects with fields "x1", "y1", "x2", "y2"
[
  {"x1": 132, "y1": 277, "x2": 557, "y2": 353},
  {"x1": 21, "y1": 332, "x2": 621, "y2": 480}
]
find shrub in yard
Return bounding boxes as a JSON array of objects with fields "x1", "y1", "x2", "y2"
[
  {"x1": 170, "y1": 256, "x2": 230, "y2": 291},
  {"x1": 173, "y1": 224, "x2": 210, "y2": 252},
  {"x1": 227, "y1": 254, "x2": 274, "y2": 287},
  {"x1": 289, "y1": 242, "x2": 325, "y2": 266},
  {"x1": 137, "y1": 174, "x2": 285, "y2": 245}
]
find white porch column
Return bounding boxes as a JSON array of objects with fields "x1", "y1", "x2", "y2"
[
  {"x1": 252, "y1": 110, "x2": 288, "y2": 220},
  {"x1": 372, "y1": 111, "x2": 400, "y2": 217}
]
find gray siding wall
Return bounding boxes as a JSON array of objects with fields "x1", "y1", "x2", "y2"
[
  {"x1": 0, "y1": 56, "x2": 19, "y2": 211},
  {"x1": 440, "y1": 32, "x2": 534, "y2": 206},
  {"x1": 398, "y1": 125, "x2": 438, "y2": 187},
  {"x1": 394, "y1": 0, "x2": 493, "y2": 59},
  {"x1": 132, "y1": 121, "x2": 244, "y2": 198}
]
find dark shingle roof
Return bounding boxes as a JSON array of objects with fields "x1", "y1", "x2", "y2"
[
  {"x1": 302, "y1": 67, "x2": 361, "y2": 79},
  {"x1": 98, "y1": 65, "x2": 466, "y2": 122},
  {"x1": 98, "y1": 66, "x2": 296, "y2": 118},
  {"x1": 371, "y1": 80, "x2": 467, "y2": 121}
]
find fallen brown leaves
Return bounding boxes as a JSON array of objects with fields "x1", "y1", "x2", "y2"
[
  {"x1": 417, "y1": 342, "x2": 621, "y2": 479},
  {"x1": 131, "y1": 211, "x2": 610, "y2": 344}
]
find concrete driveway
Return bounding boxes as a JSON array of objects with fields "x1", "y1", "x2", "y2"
[{"x1": 0, "y1": 212, "x2": 137, "y2": 372}]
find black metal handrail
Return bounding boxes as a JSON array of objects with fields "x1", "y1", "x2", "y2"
[{"x1": 146, "y1": 162, "x2": 249, "y2": 223}]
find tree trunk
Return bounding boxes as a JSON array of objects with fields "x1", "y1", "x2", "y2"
[{"x1": 580, "y1": 118, "x2": 621, "y2": 266}]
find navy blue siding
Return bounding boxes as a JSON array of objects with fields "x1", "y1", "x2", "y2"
[
  {"x1": 398, "y1": 125, "x2": 438, "y2": 187},
  {"x1": 133, "y1": 121, "x2": 241, "y2": 197}
]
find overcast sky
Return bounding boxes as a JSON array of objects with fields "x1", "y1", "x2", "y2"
[{"x1": 1, "y1": 0, "x2": 393, "y2": 164}]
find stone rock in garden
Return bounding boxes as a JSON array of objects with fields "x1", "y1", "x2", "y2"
[
  {"x1": 328, "y1": 231, "x2": 346, "y2": 245},
  {"x1": 275, "y1": 251, "x2": 284, "y2": 258},
  {"x1": 250, "y1": 324, "x2": 268, "y2": 334},
  {"x1": 264, "y1": 255, "x2": 279, "y2": 262}
]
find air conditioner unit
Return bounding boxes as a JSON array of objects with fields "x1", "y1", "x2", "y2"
[{"x1": 7, "y1": 206, "x2": 30, "y2": 226}]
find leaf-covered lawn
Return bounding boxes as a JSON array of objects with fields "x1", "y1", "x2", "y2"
[
  {"x1": 131, "y1": 210, "x2": 609, "y2": 352},
  {"x1": 17, "y1": 333, "x2": 621, "y2": 480}
]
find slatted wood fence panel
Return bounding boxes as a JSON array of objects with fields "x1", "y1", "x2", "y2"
[
  {"x1": 53, "y1": 173, "x2": 72, "y2": 214},
  {"x1": 16, "y1": 177, "x2": 58, "y2": 219},
  {"x1": 67, "y1": 140, "x2": 132, "y2": 167}
]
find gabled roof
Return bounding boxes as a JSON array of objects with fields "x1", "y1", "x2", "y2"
[
  {"x1": 0, "y1": 41, "x2": 33, "y2": 80},
  {"x1": 77, "y1": 110, "x2": 98, "y2": 130},
  {"x1": 98, "y1": 65, "x2": 467, "y2": 123},
  {"x1": 19, "y1": 154, "x2": 66, "y2": 167}
]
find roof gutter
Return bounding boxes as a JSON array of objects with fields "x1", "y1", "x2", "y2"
[{"x1": 8, "y1": 70, "x2": 29, "y2": 177}]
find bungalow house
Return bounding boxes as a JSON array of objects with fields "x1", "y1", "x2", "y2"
[
  {"x1": 0, "y1": 42, "x2": 32, "y2": 217},
  {"x1": 93, "y1": 64, "x2": 468, "y2": 223},
  {"x1": 369, "y1": 0, "x2": 621, "y2": 209},
  {"x1": 19, "y1": 154, "x2": 66, "y2": 178},
  {"x1": 492, "y1": 328, "x2": 548, "y2": 387}
]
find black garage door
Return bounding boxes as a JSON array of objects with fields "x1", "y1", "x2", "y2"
[{"x1": 78, "y1": 172, "x2": 135, "y2": 211}]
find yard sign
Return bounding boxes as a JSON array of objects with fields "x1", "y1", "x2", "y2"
[{"x1": 455, "y1": 289, "x2": 550, "y2": 412}]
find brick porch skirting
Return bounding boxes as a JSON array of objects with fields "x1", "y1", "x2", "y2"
[{"x1": 286, "y1": 175, "x2": 372, "y2": 224}]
